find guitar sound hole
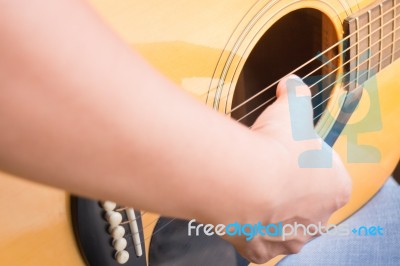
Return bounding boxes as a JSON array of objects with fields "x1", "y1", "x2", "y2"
[{"x1": 232, "y1": 8, "x2": 339, "y2": 126}]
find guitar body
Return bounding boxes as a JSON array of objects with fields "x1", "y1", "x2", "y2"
[{"x1": 0, "y1": 0, "x2": 399, "y2": 265}]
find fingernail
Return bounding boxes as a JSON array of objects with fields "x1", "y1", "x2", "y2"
[
  {"x1": 285, "y1": 77, "x2": 306, "y2": 93},
  {"x1": 287, "y1": 75, "x2": 305, "y2": 86}
]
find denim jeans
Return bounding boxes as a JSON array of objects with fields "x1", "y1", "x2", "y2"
[
  {"x1": 278, "y1": 178, "x2": 400, "y2": 266},
  {"x1": 148, "y1": 178, "x2": 399, "y2": 266}
]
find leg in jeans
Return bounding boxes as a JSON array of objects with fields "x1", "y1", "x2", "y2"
[{"x1": 278, "y1": 178, "x2": 400, "y2": 266}]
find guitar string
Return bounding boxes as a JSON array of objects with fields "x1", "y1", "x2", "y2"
[
  {"x1": 227, "y1": 3, "x2": 400, "y2": 115},
  {"x1": 115, "y1": 43, "x2": 400, "y2": 242},
  {"x1": 237, "y1": 30, "x2": 400, "y2": 123},
  {"x1": 109, "y1": 4, "x2": 400, "y2": 241},
  {"x1": 312, "y1": 45, "x2": 400, "y2": 121},
  {"x1": 309, "y1": 23, "x2": 400, "y2": 99},
  {"x1": 111, "y1": 210, "x2": 175, "y2": 241},
  {"x1": 120, "y1": 217, "x2": 177, "y2": 243},
  {"x1": 236, "y1": 28, "x2": 400, "y2": 123},
  {"x1": 112, "y1": 209, "x2": 163, "y2": 234},
  {"x1": 226, "y1": 3, "x2": 400, "y2": 113},
  {"x1": 312, "y1": 38, "x2": 400, "y2": 113},
  {"x1": 237, "y1": 37, "x2": 400, "y2": 123},
  {"x1": 200, "y1": 1, "x2": 395, "y2": 101},
  {"x1": 231, "y1": 13, "x2": 400, "y2": 118},
  {"x1": 235, "y1": 23, "x2": 400, "y2": 123}
]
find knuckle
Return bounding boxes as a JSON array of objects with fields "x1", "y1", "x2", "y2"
[
  {"x1": 331, "y1": 151, "x2": 352, "y2": 208},
  {"x1": 341, "y1": 181, "x2": 352, "y2": 203},
  {"x1": 336, "y1": 174, "x2": 352, "y2": 208},
  {"x1": 286, "y1": 242, "x2": 304, "y2": 254},
  {"x1": 247, "y1": 249, "x2": 270, "y2": 264},
  {"x1": 244, "y1": 240, "x2": 293, "y2": 265},
  {"x1": 337, "y1": 193, "x2": 350, "y2": 209},
  {"x1": 250, "y1": 256, "x2": 269, "y2": 265}
]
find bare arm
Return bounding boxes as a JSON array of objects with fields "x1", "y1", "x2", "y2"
[
  {"x1": 0, "y1": 0, "x2": 350, "y2": 262},
  {"x1": 0, "y1": 0, "x2": 281, "y2": 223}
]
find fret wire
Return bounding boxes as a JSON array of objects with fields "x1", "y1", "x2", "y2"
[
  {"x1": 355, "y1": 17, "x2": 360, "y2": 86},
  {"x1": 314, "y1": 35, "x2": 398, "y2": 113},
  {"x1": 313, "y1": 44, "x2": 400, "y2": 121},
  {"x1": 367, "y1": 10, "x2": 372, "y2": 79},
  {"x1": 393, "y1": 0, "x2": 398, "y2": 62},
  {"x1": 379, "y1": 3, "x2": 384, "y2": 71},
  {"x1": 306, "y1": 14, "x2": 398, "y2": 93},
  {"x1": 307, "y1": 24, "x2": 398, "y2": 98}
]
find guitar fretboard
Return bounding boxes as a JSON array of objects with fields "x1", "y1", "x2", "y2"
[{"x1": 344, "y1": 0, "x2": 400, "y2": 90}]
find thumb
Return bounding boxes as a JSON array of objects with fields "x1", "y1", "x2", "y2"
[
  {"x1": 276, "y1": 74, "x2": 311, "y2": 99},
  {"x1": 252, "y1": 75, "x2": 315, "y2": 141},
  {"x1": 276, "y1": 75, "x2": 316, "y2": 141}
]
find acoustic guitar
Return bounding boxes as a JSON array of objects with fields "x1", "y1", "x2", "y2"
[{"x1": 1, "y1": 0, "x2": 399, "y2": 265}]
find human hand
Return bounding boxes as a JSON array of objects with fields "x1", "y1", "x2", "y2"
[{"x1": 224, "y1": 75, "x2": 351, "y2": 264}]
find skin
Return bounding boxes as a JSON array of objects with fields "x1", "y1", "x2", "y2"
[{"x1": 0, "y1": 0, "x2": 351, "y2": 263}]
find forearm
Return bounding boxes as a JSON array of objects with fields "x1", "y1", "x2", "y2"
[{"x1": 0, "y1": 0, "x2": 283, "y2": 223}]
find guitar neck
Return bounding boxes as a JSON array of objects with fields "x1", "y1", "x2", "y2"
[{"x1": 343, "y1": 0, "x2": 400, "y2": 89}]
